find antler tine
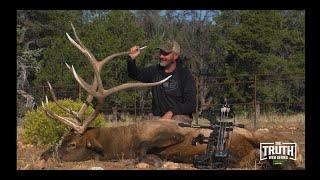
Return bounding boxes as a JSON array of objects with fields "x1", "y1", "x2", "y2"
[
  {"x1": 64, "y1": 62, "x2": 98, "y2": 119},
  {"x1": 66, "y1": 33, "x2": 96, "y2": 63},
  {"x1": 65, "y1": 62, "x2": 71, "y2": 70},
  {"x1": 47, "y1": 82, "x2": 81, "y2": 121},
  {"x1": 46, "y1": 63, "x2": 99, "y2": 128},
  {"x1": 96, "y1": 46, "x2": 148, "y2": 94},
  {"x1": 42, "y1": 101, "x2": 55, "y2": 119},
  {"x1": 43, "y1": 91, "x2": 103, "y2": 134},
  {"x1": 44, "y1": 96, "x2": 81, "y2": 126},
  {"x1": 66, "y1": 24, "x2": 97, "y2": 67},
  {"x1": 77, "y1": 77, "x2": 98, "y2": 118},
  {"x1": 69, "y1": 23, "x2": 98, "y2": 69},
  {"x1": 99, "y1": 51, "x2": 129, "y2": 69},
  {"x1": 71, "y1": 65, "x2": 99, "y2": 97},
  {"x1": 79, "y1": 100, "x2": 105, "y2": 133},
  {"x1": 43, "y1": 96, "x2": 104, "y2": 134},
  {"x1": 99, "y1": 46, "x2": 148, "y2": 69},
  {"x1": 42, "y1": 101, "x2": 82, "y2": 128},
  {"x1": 67, "y1": 24, "x2": 104, "y2": 93},
  {"x1": 70, "y1": 23, "x2": 85, "y2": 49},
  {"x1": 94, "y1": 52, "x2": 129, "y2": 95},
  {"x1": 103, "y1": 75, "x2": 172, "y2": 98}
]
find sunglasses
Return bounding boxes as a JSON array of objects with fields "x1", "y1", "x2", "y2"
[{"x1": 159, "y1": 50, "x2": 172, "y2": 56}]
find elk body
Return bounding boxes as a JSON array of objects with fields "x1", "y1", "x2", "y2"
[
  {"x1": 41, "y1": 119, "x2": 300, "y2": 169},
  {"x1": 40, "y1": 24, "x2": 302, "y2": 169},
  {"x1": 41, "y1": 120, "x2": 186, "y2": 162}
]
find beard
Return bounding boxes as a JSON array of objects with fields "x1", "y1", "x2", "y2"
[{"x1": 159, "y1": 60, "x2": 174, "y2": 67}]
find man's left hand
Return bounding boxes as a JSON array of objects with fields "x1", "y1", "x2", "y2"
[{"x1": 161, "y1": 111, "x2": 173, "y2": 120}]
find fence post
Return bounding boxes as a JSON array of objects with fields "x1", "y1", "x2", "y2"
[
  {"x1": 254, "y1": 75, "x2": 257, "y2": 129},
  {"x1": 195, "y1": 75, "x2": 199, "y2": 125},
  {"x1": 134, "y1": 97, "x2": 137, "y2": 121},
  {"x1": 78, "y1": 84, "x2": 81, "y2": 100},
  {"x1": 42, "y1": 85, "x2": 45, "y2": 100}
]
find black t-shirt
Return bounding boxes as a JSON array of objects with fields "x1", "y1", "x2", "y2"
[{"x1": 127, "y1": 58, "x2": 196, "y2": 117}]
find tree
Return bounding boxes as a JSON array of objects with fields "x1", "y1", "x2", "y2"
[
  {"x1": 18, "y1": 10, "x2": 305, "y2": 120},
  {"x1": 17, "y1": 10, "x2": 84, "y2": 89},
  {"x1": 33, "y1": 10, "x2": 145, "y2": 113},
  {"x1": 211, "y1": 10, "x2": 305, "y2": 113}
]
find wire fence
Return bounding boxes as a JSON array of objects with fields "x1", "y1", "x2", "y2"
[{"x1": 21, "y1": 73, "x2": 305, "y2": 127}]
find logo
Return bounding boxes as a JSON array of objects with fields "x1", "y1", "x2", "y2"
[
  {"x1": 260, "y1": 142, "x2": 297, "y2": 162},
  {"x1": 163, "y1": 78, "x2": 178, "y2": 92}
]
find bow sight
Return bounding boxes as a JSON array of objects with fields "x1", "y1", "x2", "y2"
[{"x1": 179, "y1": 104, "x2": 244, "y2": 169}]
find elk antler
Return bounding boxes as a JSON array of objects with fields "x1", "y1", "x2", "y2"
[{"x1": 42, "y1": 23, "x2": 171, "y2": 134}]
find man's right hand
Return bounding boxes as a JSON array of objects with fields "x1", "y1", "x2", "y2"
[{"x1": 128, "y1": 45, "x2": 140, "y2": 60}]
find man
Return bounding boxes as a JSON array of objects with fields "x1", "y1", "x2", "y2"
[{"x1": 127, "y1": 40, "x2": 196, "y2": 125}]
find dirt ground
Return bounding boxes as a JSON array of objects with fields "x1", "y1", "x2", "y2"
[
  {"x1": 17, "y1": 114, "x2": 305, "y2": 170},
  {"x1": 16, "y1": 140, "x2": 197, "y2": 170}
]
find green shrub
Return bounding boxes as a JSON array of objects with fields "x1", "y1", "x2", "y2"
[{"x1": 21, "y1": 98, "x2": 106, "y2": 146}]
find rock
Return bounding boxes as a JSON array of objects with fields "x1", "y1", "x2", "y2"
[
  {"x1": 141, "y1": 154, "x2": 163, "y2": 167},
  {"x1": 255, "y1": 128, "x2": 269, "y2": 134},
  {"x1": 35, "y1": 159, "x2": 46, "y2": 169},
  {"x1": 88, "y1": 167, "x2": 104, "y2": 170},
  {"x1": 295, "y1": 153, "x2": 305, "y2": 168},
  {"x1": 162, "y1": 161, "x2": 180, "y2": 169},
  {"x1": 22, "y1": 164, "x2": 30, "y2": 170},
  {"x1": 26, "y1": 144, "x2": 34, "y2": 148},
  {"x1": 135, "y1": 162, "x2": 151, "y2": 169},
  {"x1": 288, "y1": 126, "x2": 297, "y2": 130}
]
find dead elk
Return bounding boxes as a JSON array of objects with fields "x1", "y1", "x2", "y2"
[{"x1": 41, "y1": 119, "x2": 302, "y2": 170}]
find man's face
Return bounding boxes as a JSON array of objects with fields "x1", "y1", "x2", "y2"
[{"x1": 159, "y1": 50, "x2": 177, "y2": 67}]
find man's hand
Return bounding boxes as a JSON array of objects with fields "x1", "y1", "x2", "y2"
[
  {"x1": 161, "y1": 111, "x2": 173, "y2": 120},
  {"x1": 128, "y1": 45, "x2": 140, "y2": 60}
]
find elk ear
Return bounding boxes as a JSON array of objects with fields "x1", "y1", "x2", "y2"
[{"x1": 86, "y1": 137, "x2": 104, "y2": 153}]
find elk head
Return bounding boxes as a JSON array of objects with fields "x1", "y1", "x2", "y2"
[
  {"x1": 40, "y1": 23, "x2": 171, "y2": 161},
  {"x1": 41, "y1": 128, "x2": 106, "y2": 162}
]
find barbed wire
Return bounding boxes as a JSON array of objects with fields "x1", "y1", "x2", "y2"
[{"x1": 26, "y1": 73, "x2": 305, "y2": 110}]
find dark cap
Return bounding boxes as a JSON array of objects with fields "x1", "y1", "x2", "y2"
[{"x1": 157, "y1": 40, "x2": 180, "y2": 54}]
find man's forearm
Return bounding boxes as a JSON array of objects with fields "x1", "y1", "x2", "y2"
[{"x1": 127, "y1": 58, "x2": 139, "y2": 80}]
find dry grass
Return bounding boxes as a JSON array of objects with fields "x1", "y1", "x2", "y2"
[
  {"x1": 235, "y1": 113, "x2": 305, "y2": 131},
  {"x1": 236, "y1": 113, "x2": 305, "y2": 169}
]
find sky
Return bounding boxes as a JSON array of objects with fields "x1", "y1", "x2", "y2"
[{"x1": 83, "y1": 10, "x2": 220, "y2": 24}]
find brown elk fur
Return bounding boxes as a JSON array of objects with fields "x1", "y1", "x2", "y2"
[{"x1": 41, "y1": 120, "x2": 302, "y2": 169}]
